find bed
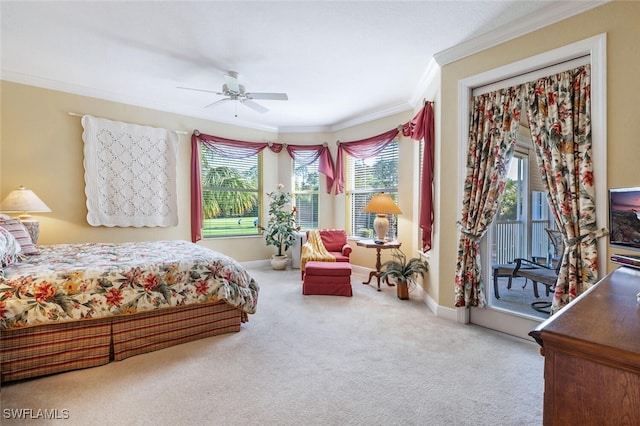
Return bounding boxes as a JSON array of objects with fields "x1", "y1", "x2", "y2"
[{"x1": 0, "y1": 240, "x2": 259, "y2": 382}]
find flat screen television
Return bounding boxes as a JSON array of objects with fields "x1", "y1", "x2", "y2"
[{"x1": 609, "y1": 187, "x2": 640, "y2": 252}]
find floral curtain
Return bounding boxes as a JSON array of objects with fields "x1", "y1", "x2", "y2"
[
  {"x1": 332, "y1": 128, "x2": 400, "y2": 195},
  {"x1": 524, "y1": 64, "x2": 601, "y2": 314},
  {"x1": 402, "y1": 102, "x2": 435, "y2": 252},
  {"x1": 454, "y1": 87, "x2": 522, "y2": 307}
]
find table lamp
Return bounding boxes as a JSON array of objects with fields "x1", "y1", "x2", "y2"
[
  {"x1": 0, "y1": 186, "x2": 52, "y2": 244},
  {"x1": 363, "y1": 192, "x2": 402, "y2": 242}
]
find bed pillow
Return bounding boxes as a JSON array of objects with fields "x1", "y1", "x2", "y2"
[
  {"x1": 0, "y1": 218, "x2": 38, "y2": 255},
  {"x1": 0, "y1": 226, "x2": 22, "y2": 266}
]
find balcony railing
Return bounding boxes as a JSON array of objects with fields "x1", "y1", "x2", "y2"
[{"x1": 491, "y1": 220, "x2": 552, "y2": 264}]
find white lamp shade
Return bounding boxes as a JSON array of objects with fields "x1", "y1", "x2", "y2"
[{"x1": 0, "y1": 186, "x2": 52, "y2": 215}]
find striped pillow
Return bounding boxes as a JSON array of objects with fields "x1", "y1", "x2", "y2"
[
  {"x1": 0, "y1": 218, "x2": 39, "y2": 255},
  {"x1": 0, "y1": 226, "x2": 22, "y2": 266}
]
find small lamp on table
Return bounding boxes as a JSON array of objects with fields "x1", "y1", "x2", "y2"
[
  {"x1": 0, "y1": 186, "x2": 52, "y2": 244},
  {"x1": 363, "y1": 192, "x2": 402, "y2": 243}
]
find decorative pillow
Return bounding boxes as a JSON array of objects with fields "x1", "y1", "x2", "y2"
[
  {"x1": 0, "y1": 213, "x2": 12, "y2": 220},
  {"x1": 0, "y1": 218, "x2": 38, "y2": 255},
  {"x1": 0, "y1": 226, "x2": 22, "y2": 266},
  {"x1": 319, "y1": 229, "x2": 348, "y2": 252}
]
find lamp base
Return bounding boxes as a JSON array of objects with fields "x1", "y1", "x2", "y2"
[
  {"x1": 373, "y1": 214, "x2": 389, "y2": 242},
  {"x1": 21, "y1": 220, "x2": 40, "y2": 245}
]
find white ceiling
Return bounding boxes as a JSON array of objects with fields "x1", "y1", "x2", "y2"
[{"x1": 0, "y1": 1, "x2": 603, "y2": 133}]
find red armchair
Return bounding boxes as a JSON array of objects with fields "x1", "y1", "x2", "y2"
[{"x1": 301, "y1": 229, "x2": 352, "y2": 278}]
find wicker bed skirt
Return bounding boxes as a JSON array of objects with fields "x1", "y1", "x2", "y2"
[{"x1": 1, "y1": 301, "x2": 242, "y2": 382}]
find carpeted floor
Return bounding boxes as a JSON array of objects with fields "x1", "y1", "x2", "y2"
[{"x1": 1, "y1": 266, "x2": 544, "y2": 425}]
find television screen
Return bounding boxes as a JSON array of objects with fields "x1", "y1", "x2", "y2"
[{"x1": 609, "y1": 187, "x2": 640, "y2": 251}]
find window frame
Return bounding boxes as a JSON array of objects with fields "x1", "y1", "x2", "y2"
[
  {"x1": 345, "y1": 139, "x2": 400, "y2": 239},
  {"x1": 199, "y1": 144, "x2": 263, "y2": 238},
  {"x1": 291, "y1": 155, "x2": 320, "y2": 230}
]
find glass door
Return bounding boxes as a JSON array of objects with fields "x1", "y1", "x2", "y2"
[{"x1": 470, "y1": 150, "x2": 555, "y2": 338}]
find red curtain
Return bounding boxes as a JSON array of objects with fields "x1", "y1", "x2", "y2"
[
  {"x1": 402, "y1": 102, "x2": 434, "y2": 252},
  {"x1": 332, "y1": 128, "x2": 400, "y2": 195}
]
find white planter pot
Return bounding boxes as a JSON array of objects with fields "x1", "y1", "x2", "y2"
[{"x1": 270, "y1": 255, "x2": 289, "y2": 270}]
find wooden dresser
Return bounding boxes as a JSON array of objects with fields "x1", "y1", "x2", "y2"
[{"x1": 529, "y1": 266, "x2": 640, "y2": 425}]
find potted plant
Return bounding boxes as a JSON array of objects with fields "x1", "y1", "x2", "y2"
[
  {"x1": 259, "y1": 184, "x2": 298, "y2": 270},
  {"x1": 380, "y1": 249, "x2": 429, "y2": 299}
]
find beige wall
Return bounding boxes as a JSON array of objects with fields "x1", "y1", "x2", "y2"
[
  {"x1": 434, "y1": 1, "x2": 640, "y2": 309},
  {"x1": 0, "y1": 81, "x2": 416, "y2": 269}
]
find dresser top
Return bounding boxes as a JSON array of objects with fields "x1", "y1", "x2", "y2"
[{"x1": 530, "y1": 266, "x2": 640, "y2": 364}]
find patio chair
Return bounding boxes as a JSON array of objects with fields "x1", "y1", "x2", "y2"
[{"x1": 513, "y1": 228, "x2": 564, "y2": 313}]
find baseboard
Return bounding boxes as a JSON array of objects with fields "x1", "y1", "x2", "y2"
[{"x1": 241, "y1": 259, "x2": 271, "y2": 269}]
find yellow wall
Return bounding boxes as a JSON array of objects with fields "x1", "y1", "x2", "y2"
[{"x1": 434, "y1": 1, "x2": 640, "y2": 309}]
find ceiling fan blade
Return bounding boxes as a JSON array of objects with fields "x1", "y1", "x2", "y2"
[
  {"x1": 240, "y1": 99, "x2": 269, "y2": 114},
  {"x1": 224, "y1": 71, "x2": 240, "y2": 92},
  {"x1": 246, "y1": 92, "x2": 288, "y2": 101},
  {"x1": 177, "y1": 86, "x2": 224, "y2": 95},
  {"x1": 204, "y1": 98, "x2": 232, "y2": 109}
]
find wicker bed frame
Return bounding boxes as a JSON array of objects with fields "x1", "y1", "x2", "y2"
[{"x1": 1, "y1": 300, "x2": 242, "y2": 382}]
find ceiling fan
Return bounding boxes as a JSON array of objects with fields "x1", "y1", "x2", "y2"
[{"x1": 177, "y1": 71, "x2": 288, "y2": 114}]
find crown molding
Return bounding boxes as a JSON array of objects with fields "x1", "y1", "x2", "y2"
[
  {"x1": 409, "y1": 58, "x2": 440, "y2": 108},
  {"x1": 327, "y1": 102, "x2": 413, "y2": 133},
  {"x1": 278, "y1": 101, "x2": 413, "y2": 134},
  {"x1": 433, "y1": 1, "x2": 609, "y2": 66}
]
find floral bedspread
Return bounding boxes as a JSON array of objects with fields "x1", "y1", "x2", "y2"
[{"x1": 0, "y1": 241, "x2": 259, "y2": 330}]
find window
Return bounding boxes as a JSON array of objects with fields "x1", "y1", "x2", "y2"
[
  {"x1": 199, "y1": 144, "x2": 261, "y2": 237},
  {"x1": 346, "y1": 140, "x2": 399, "y2": 238},
  {"x1": 292, "y1": 156, "x2": 319, "y2": 229},
  {"x1": 491, "y1": 153, "x2": 527, "y2": 264},
  {"x1": 491, "y1": 147, "x2": 557, "y2": 264}
]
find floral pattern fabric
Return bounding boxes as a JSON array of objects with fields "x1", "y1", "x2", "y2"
[
  {"x1": 0, "y1": 241, "x2": 259, "y2": 329},
  {"x1": 454, "y1": 87, "x2": 522, "y2": 307},
  {"x1": 525, "y1": 64, "x2": 599, "y2": 314}
]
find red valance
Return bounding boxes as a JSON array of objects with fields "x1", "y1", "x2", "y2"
[{"x1": 332, "y1": 128, "x2": 400, "y2": 195}]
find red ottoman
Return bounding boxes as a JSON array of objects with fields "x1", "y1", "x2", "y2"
[{"x1": 303, "y1": 261, "x2": 352, "y2": 297}]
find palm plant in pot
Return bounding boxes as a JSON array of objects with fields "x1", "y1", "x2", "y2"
[
  {"x1": 380, "y1": 249, "x2": 429, "y2": 300},
  {"x1": 259, "y1": 184, "x2": 298, "y2": 270}
]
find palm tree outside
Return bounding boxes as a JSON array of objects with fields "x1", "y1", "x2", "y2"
[{"x1": 201, "y1": 166, "x2": 260, "y2": 237}]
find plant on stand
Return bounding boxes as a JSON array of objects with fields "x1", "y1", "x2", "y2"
[
  {"x1": 380, "y1": 249, "x2": 429, "y2": 299},
  {"x1": 259, "y1": 184, "x2": 298, "y2": 270}
]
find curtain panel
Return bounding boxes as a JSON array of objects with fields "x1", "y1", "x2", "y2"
[
  {"x1": 524, "y1": 64, "x2": 601, "y2": 314},
  {"x1": 402, "y1": 102, "x2": 435, "y2": 252},
  {"x1": 454, "y1": 88, "x2": 522, "y2": 307}
]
